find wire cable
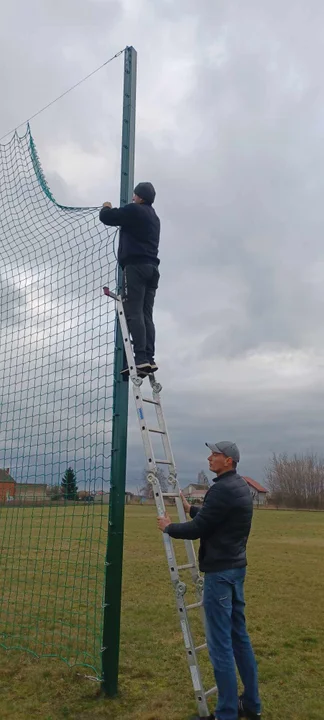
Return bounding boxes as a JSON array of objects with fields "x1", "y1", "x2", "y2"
[{"x1": 0, "y1": 48, "x2": 125, "y2": 142}]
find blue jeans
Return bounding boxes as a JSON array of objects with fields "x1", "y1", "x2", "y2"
[{"x1": 203, "y1": 568, "x2": 261, "y2": 720}]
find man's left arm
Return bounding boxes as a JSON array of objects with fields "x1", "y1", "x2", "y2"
[{"x1": 160, "y1": 488, "x2": 227, "y2": 540}]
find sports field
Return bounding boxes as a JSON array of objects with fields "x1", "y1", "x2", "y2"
[{"x1": 0, "y1": 506, "x2": 323, "y2": 720}]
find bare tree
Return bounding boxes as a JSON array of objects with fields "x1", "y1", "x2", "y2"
[
  {"x1": 139, "y1": 468, "x2": 169, "y2": 499},
  {"x1": 197, "y1": 470, "x2": 209, "y2": 486},
  {"x1": 266, "y1": 452, "x2": 324, "y2": 509},
  {"x1": 47, "y1": 484, "x2": 62, "y2": 501}
]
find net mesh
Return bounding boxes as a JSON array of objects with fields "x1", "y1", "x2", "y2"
[{"x1": 0, "y1": 125, "x2": 117, "y2": 676}]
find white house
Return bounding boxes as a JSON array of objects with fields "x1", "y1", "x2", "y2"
[
  {"x1": 243, "y1": 477, "x2": 268, "y2": 506},
  {"x1": 182, "y1": 483, "x2": 209, "y2": 503}
]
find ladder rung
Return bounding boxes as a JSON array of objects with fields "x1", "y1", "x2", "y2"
[
  {"x1": 148, "y1": 427, "x2": 166, "y2": 435},
  {"x1": 103, "y1": 286, "x2": 118, "y2": 300},
  {"x1": 155, "y1": 459, "x2": 171, "y2": 465},
  {"x1": 143, "y1": 397, "x2": 159, "y2": 405},
  {"x1": 162, "y1": 492, "x2": 178, "y2": 497},
  {"x1": 195, "y1": 642, "x2": 207, "y2": 652},
  {"x1": 205, "y1": 686, "x2": 217, "y2": 698},
  {"x1": 178, "y1": 563, "x2": 196, "y2": 571},
  {"x1": 186, "y1": 601, "x2": 203, "y2": 610}
]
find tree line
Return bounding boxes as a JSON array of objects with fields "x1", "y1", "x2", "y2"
[
  {"x1": 266, "y1": 452, "x2": 324, "y2": 509},
  {"x1": 48, "y1": 466, "x2": 210, "y2": 503},
  {"x1": 137, "y1": 468, "x2": 210, "y2": 499},
  {"x1": 50, "y1": 454, "x2": 324, "y2": 510},
  {"x1": 139, "y1": 454, "x2": 324, "y2": 510}
]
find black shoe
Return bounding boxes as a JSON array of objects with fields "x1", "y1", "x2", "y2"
[
  {"x1": 238, "y1": 696, "x2": 261, "y2": 719},
  {"x1": 149, "y1": 360, "x2": 158, "y2": 373},
  {"x1": 189, "y1": 714, "x2": 215, "y2": 720},
  {"x1": 135, "y1": 362, "x2": 152, "y2": 377},
  {"x1": 120, "y1": 362, "x2": 151, "y2": 379}
]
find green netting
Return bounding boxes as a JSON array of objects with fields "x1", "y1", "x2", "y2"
[{"x1": 0, "y1": 125, "x2": 118, "y2": 677}]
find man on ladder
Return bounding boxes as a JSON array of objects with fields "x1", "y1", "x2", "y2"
[
  {"x1": 99, "y1": 181, "x2": 160, "y2": 377},
  {"x1": 158, "y1": 441, "x2": 261, "y2": 720}
]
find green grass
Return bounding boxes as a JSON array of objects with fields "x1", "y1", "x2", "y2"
[
  {"x1": 0, "y1": 503, "x2": 108, "y2": 675},
  {"x1": 0, "y1": 506, "x2": 323, "y2": 719}
]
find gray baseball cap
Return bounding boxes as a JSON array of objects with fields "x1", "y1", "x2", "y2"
[{"x1": 205, "y1": 441, "x2": 240, "y2": 464}]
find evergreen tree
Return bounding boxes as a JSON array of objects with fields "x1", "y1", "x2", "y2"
[{"x1": 61, "y1": 467, "x2": 78, "y2": 500}]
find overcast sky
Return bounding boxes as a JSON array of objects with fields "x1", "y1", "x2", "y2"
[{"x1": 2, "y1": 0, "x2": 324, "y2": 489}]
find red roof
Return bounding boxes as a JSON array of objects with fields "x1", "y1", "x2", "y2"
[{"x1": 243, "y1": 477, "x2": 268, "y2": 493}]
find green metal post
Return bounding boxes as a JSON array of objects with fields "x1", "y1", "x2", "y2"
[{"x1": 102, "y1": 45, "x2": 137, "y2": 696}]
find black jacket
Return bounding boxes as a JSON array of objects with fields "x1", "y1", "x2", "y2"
[
  {"x1": 165, "y1": 471, "x2": 253, "y2": 573},
  {"x1": 99, "y1": 202, "x2": 160, "y2": 270}
]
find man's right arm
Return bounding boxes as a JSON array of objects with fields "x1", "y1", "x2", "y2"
[
  {"x1": 99, "y1": 202, "x2": 136, "y2": 227},
  {"x1": 165, "y1": 486, "x2": 228, "y2": 540},
  {"x1": 189, "y1": 506, "x2": 200, "y2": 518}
]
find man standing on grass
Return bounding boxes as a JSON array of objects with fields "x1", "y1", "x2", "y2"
[
  {"x1": 157, "y1": 441, "x2": 261, "y2": 720},
  {"x1": 99, "y1": 182, "x2": 160, "y2": 377}
]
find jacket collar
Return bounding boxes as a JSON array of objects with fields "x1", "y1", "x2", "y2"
[{"x1": 213, "y1": 469, "x2": 237, "y2": 483}]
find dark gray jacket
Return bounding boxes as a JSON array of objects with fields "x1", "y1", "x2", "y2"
[
  {"x1": 165, "y1": 470, "x2": 253, "y2": 573},
  {"x1": 99, "y1": 202, "x2": 160, "y2": 270}
]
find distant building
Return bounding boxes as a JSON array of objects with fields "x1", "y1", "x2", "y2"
[
  {"x1": 94, "y1": 491, "x2": 135, "y2": 504},
  {"x1": 243, "y1": 477, "x2": 268, "y2": 506},
  {"x1": 182, "y1": 483, "x2": 209, "y2": 503},
  {"x1": 78, "y1": 491, "x2": 94, "y2": 502},
  {"x1": 94, "y1": 491, "x2": 109, "y2": 504},
  {"x1": 15, "y1": 483, "x2": 47, "y2": 503},
  {"x1": 182, "y1": 478, "x2": 268, "y2": 507},
  {"x1": 0, "y1": 468, "x2": 16, "y2": 502},
  {"x1": 125, "y1": 492, "x2": 134, "y2": 504}
]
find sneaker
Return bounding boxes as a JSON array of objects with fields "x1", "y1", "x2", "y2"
[{"x1": 238, "y1": 696, "x2": 261, "y2": 719}]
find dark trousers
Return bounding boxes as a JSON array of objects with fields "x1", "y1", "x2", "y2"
[
  {"x1": 122, "y1": 263, "x2": 160, "y2": 365},
  {"x1": 204, "y1": 568, "x2": 261, "y2": 720}
]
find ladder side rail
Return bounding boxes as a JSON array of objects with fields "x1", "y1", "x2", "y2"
[
  {"x1": 148, "y1": 471, "x2": 209, "y2": 718},
  {"x1": 151, "y1": 385, "x2": 199, "y2": 568},
  {"x1": 103, "y1": 288, "x2": 212, "y2": 715},
  {"x1": 113, "y1": 294, "x2": 138, "y2": 383},
  {"x1": 150, "y1": 383, "x2": 205, "y2": 620}
]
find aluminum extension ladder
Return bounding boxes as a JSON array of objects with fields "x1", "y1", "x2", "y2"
[{"x1": 103, "y1": 286, "x2": 216, "y2": 717}]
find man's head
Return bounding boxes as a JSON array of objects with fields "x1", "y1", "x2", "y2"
[
  {"x1": 205, "y1": 440, "x2": 240, "y2": 477},
  {"x1": 133, "y1": 182, "x2": 156, "y2": 205}
]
